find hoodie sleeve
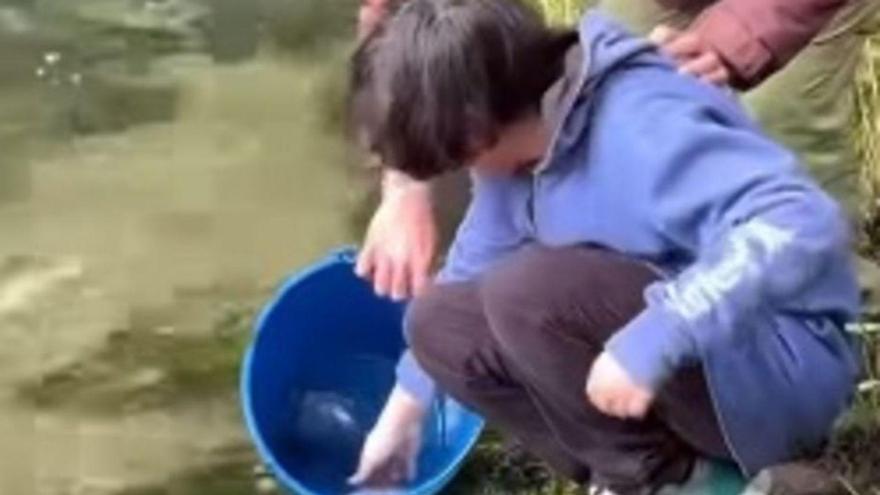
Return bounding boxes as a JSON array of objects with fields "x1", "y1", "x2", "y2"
[
  {"x1": 435, "y1": 172, "x2": 529, "y2": 284},
  {"x1": 396, "y1": 171, "x2": 528, "y2": 405},
  {"x1": 600, "y1": 79, "x2": 853, "y2": 390}
]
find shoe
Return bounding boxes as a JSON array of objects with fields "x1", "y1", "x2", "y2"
[
  {"x1": 656, "y1": 460, "x2": 747, "y2": 495},
  {"x1": 587, "y1": 486, "x2": 618, "y2": 495},
  {"x1": 589, "y1": 460, "x2": 841, "y2": 495},
  {"x1": 588, "y1": 460, "x2": 746, "y2": 495},
  {"x1": 857, "y1": 254, "x2": 880, "y2": 316},
  {"x1": 742, "y1": 463, "x2": 844, "y2": 495}
]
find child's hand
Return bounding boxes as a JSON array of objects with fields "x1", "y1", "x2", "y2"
[
  {"x1": 349, "y1": 385, "x2": 426, "y2": 488},
  {"x1": 649, "y1": 24, "x2": 730, "y2": 87},
  {"x1": 586, "y1": 351, "x2": 655, "y2": 420}
]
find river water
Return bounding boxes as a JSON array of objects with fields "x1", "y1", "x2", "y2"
[{"x1": 0, "y1": 1, "x2": 372, "y2": 493}]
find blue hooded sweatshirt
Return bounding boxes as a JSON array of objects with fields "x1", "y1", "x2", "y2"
[{"x1": 395, "y1": 11, "x2": 860, "y2": 476}]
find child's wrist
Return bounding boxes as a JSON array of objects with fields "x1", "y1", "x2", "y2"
[{"x1": 377, "y1": 384, "x2": 429, "y2": 430}]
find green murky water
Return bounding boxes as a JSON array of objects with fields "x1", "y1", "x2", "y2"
[{"x1": 0, "y1": 1, "x2": 370, "y2": 493}]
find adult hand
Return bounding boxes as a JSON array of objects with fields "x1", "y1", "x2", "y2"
[
  {"x1": 349, "y1": 385, "x2": 427, "y2": 488},
  {"x1": 358, "y1": 0, "x2": 388, "y2": 39},
  {"x1": 649, "y1": 24, "x2": 730, "y2": 86},
  {"x1": 356, "y1": 170, "x2": 437, "y2": 301},
  {"x1": 586, "y1": 351, "x2": 655, "y2": 420}
]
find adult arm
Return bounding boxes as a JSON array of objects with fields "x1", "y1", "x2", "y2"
[
  {"x1": 682, "y1": 0, "x2": 849, "y2": 88},
  {"x1": 356, "y1": 170, "x2": 437, "y2": 301}
]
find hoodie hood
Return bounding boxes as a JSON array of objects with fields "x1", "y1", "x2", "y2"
[{"x1": 536, "y1": 11, "x2": 661, "y2": 173}]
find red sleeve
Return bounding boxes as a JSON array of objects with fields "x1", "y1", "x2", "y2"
[{"x1": 689, "y1": 0, "x2": 848, "y2": 89}]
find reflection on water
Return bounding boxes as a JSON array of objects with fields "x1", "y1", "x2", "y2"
[{"x1": 0, "y1": 0, "x2": 367, "y2": 493}]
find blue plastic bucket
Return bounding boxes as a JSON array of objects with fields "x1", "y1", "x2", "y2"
[{"x1": 241, "y1": 248, "x2": 484, "y2": 495}]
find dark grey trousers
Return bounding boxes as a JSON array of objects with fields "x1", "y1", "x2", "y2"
[{"x1": 405, "y1": 245, "x2": 733, "y2": 494}]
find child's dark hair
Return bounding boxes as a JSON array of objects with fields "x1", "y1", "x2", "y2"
[{"x1": 350, "y1": 0, "x2": 577, "y2": 180}]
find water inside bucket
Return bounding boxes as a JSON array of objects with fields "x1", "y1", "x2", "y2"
[
  {"x1": 275, "y1": 353, "x2": 394, "y2": 492},
  {"x1": 267, "y1": 351, "x2": 462, "y2": 494}
]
